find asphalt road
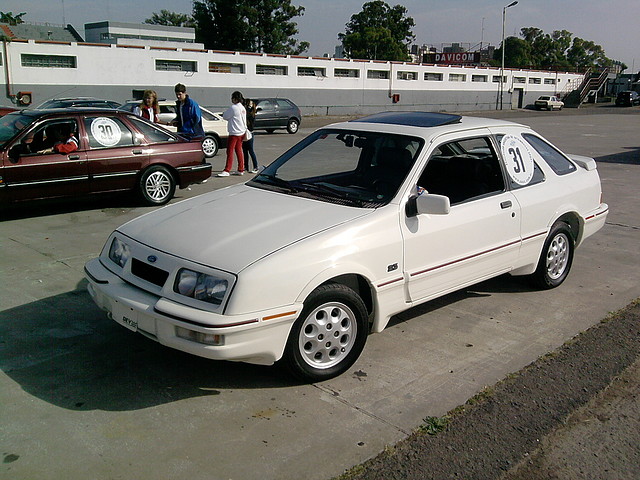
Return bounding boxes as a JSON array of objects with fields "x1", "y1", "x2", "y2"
[{"x1": 1, "y1": 106, "x2": 639, "y2": 480}]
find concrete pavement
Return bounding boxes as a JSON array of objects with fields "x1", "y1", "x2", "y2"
[{"x1": 1, "y1": 108, "x2": 639, "y2": 480}]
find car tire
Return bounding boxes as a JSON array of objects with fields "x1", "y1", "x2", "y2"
[
  {"x1": 287, "y1": 118, "x2": 300, "y2": 134},
  {"x1": 139, "y1": 165, "x2": 176, "y2": 206},
  {"x1": 529, "y1": 221, "x2": 574, "y2": 289},
  {"x1": 283, "y1": 283, "x2": 368, "y2": 382},
  {"x1": 202, "y1": 135, "x2": 219, "y2": 158}
]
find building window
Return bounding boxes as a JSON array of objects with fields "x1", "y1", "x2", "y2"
[
  {"x1": 397, "y1": 71, "x2": 417, "y2": 80},
  {"x1": 472, "y1": 74, "x2": 488, "y2": 82},
  {"x1": 209, "y1": 62, "x2": 245, "y2": 74},
  {"x1": 424, "y1": 72, "x2": 443, "y2": 81},
  {"x1": 492, "y1": 75, "x2": 507, "y2": 83},
  {"x1": 297, "y1": 66, "x2": 326, "y2": 77},
  {"x1": 514, "y1": 76, "x2": 526, "y2": 83},
  {"x1": 544, "y1": 78, "x2": 556, "y2": 85},
  {"x1": 21, "y1": 54, "x2": 77, "y2": 68},
  {"x1": 367, "y1": 69, "x2": 389, "y2": 79},
  {"x1": 256, "y1": 64, "x2": 288, "y2": 75},
  {"x1": 529, "y1": 77, "x2": 541, "y2": 84},
  {"x1": 334, "y1": 68, "x2": 359, "y2": 78},
  {"x1": 449, "y1": 73, "x2": 466, "y2": 82},
  {"x1": 155, "y1": 59, "x2": 197, "y2": 72}
]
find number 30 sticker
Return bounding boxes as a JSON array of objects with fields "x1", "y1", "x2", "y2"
[
  {"x1": 90, "y1": 117, "x2": 122, "y2": 147},
  {"x1": 500, "y1": 134, "x2": 534, "y2": 185}
]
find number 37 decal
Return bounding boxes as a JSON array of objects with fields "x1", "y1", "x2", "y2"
[{"x1": 501, "y1": 135, "x2": 534, "y2": 185}]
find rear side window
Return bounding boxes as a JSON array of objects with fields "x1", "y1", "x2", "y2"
[
  {"x1": 522, "y1": 134, "x2": 576, "y2": 175},
  {"x1": 129, "y1": 117, "x2": 175, "y2": 143},
  {"x1": 84, "y1": 116, "x2": 135, "y2": 149},
  {"x1": 495, "y1": 134, "x2": 545, "y2": 189}
]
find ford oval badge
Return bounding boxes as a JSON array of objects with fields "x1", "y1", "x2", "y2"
[{"x1": 147, "y1": 255, "x2": 157, "y2": 263}]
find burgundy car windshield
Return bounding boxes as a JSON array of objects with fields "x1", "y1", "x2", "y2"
[{"x1": 0, "y1": 113, "x2": 35, "y2": 144}]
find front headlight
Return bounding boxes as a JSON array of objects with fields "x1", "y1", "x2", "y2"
[
  {"x1": 108, "y1": 237, "x2": 131, "y2": 268},
  {"x1": 174, "y1": 268, "x2": 228, "y2": 305}
]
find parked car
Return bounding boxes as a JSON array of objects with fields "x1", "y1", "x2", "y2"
[
  {"x1": 252, "y1": 98, "x2": 301, "y2": 134},
  {"x1": 120, "y1": 100, "x2": 228, "y2": 158},
  {"x1": 534, "y1": 95, "x2": 564, "y2": 110},
  {"x1": 0, "y1": 108, "x2": 211, "y2": 206},
  {"x1": 36, "y1": 97, "x2": 122, "y2": 109},
  {"x1": 0, "y1": 106, "x2": 19, "y2": 117},
  {"x1": 85, "y1": 111, "x2": 608, "y2": 381},
  {"x1": 615, "y1": 90, "x2": 640, "y2": 106}
]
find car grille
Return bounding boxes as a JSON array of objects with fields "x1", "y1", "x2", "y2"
[{"x1": 131, "y1": 258, "x2": 169, "y2": 287}]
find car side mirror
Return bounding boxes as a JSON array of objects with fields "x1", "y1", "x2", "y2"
[
  {"x1": 8, "y1": 144, "x2": 27, "y2": 163},
  {"x1": 406, "y1": 193, "x2": 451, "y2": 217}
]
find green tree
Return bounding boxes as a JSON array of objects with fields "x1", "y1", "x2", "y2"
[
  {"x1": 567, "y1": 37, "x2": 611, "y2": 71},
  {"x1": 338, "y1": 1, "x2": 415, "y2": 61},
  {"x1": 0, "y1": 11, "x2": 26, "y2": 25},
  {"x1": 192, "y1": 0, "x2": 308, "y2": 55},
  {"x1": 499, "y1": 26, "x2": 615, "y2": 71},
  {"x1": 144, "y1": 10, "x2": 194, "y2": 27},
  {"x1": 493, "y1": 36, "x2": 532, "y2": 68}
]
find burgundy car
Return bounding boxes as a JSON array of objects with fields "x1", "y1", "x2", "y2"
[
  {"x1": 0, "y1": 106, "x2": 19, "y2": 117},
  {"x1": 0, "y1": 108, "x2": 211, "y2": 206}
]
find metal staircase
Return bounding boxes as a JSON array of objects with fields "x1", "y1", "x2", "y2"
[{"x1": 576, "y1": 68, "x2": 610, "y2": 105}]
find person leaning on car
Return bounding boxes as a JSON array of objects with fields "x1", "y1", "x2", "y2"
[{"x1": 173, "y1": 83, "x2": 205, "y2": 139}]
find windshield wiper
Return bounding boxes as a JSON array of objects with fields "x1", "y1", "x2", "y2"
[
  {"x1": 253, "y1": 174, "x2": 298, "y2": 192},
  {"x1": 297, "y1": 182, "x2": 370, "y2": 207},
  {"x1": 297, "y1": 181, "x2": 344, "y2": 197}
]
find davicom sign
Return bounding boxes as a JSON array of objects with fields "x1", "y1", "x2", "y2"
[{"x1": 424, "y1": 52, "x2": 480, "y2": 64}]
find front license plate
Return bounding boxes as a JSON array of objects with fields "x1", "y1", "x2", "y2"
[{"x1": 113, "y1": 303, "x2": 138, "y2": 332}]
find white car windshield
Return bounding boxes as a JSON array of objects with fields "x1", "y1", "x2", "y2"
[{"x1": 249, "y1": 128, "x2": 423, "y2": 207}]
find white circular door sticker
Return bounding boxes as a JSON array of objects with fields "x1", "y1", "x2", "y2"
[
  {"x1": 90, "y1": 117, "x2": 122, "y2": 147},
  {"x1": 500, "y1": 134, "x2": 535, "y2": 185}
]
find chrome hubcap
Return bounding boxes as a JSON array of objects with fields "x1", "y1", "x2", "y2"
[
  {"x1": 546, "y1": 233, "x2": 569, "y2": 280},
  {"x1": 145, "y1": 172, "x2": 171, "y2": 201},
  {"x1": 298, "y1": 302, "x2": 356, "y2": 369},
  {"x1": 202, "y1": 138, "x2": 216, "y2": 156}
]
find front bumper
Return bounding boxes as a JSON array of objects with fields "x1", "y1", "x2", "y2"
[{"x1": 85, "y1": 258, "x2": 300, "y2": 365}]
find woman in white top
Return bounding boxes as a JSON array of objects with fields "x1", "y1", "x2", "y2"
[
  {"x1": 133, "y1": 90, "x2": 160, "y2": 123},
  {"x1": 218, "y1": 91, "x2": 247, "y2": 176}
]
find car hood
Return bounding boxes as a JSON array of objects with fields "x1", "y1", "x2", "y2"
[{"x1": 117, "y1": 184, "x2": 370, "y2": 273}]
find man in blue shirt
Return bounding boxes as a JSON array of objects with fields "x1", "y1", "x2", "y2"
[{"x1": 173, "y1": 83, "x2": 204, "y2": 139}]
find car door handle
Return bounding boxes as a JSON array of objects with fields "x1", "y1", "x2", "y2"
[
  {"x1": 500, "y1": 200, "x2": 512, "y2": 209},
  {"x1": 68, "y1": 154, "x2": 80, "y2": 160},
  {"x1": 132, "y1": 149, "x2": 143, "y2": 155}
]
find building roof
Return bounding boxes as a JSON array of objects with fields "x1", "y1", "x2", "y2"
[{"x1": 0, "y1": 22, "x2": 83, "y2": 42}]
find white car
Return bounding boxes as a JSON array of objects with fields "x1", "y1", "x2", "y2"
[
  {"x1": 534, "y1": 95, "x2": 564, "y2": 111},
  {"x1": 120, "y1": 100, "x2": 228, "y2": 157},
  {"x1": 85, "y1": 112, "x2": 608, "y2": 381}
]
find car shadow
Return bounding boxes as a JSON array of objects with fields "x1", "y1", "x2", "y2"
[
  {"x1": 0, "y1": 274, "x2": 536, "y2": 411},
  {"x1": 386, "y1": 273, "x2": 530, "y2": 328},
  {"x1": 0, "y1": 186, "x2": 200, "y2": 221},
  {"x1": 0, "y1": 286, "x2": 296, "y2": 412},
  {"x1": 595, "y1": 148, "x2": 640, "y2": 165},
  {"x1": 0, "y1": 192, "x2": 141, "y2": 221}
]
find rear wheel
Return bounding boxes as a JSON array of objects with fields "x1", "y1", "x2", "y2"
[
  {"x1": 529, "y1": 222, "x2": 574, "y2": 289},
  {"x1": 202, "y1": 135, "x2": 219, "y2": 158},
  {"x1": 287, "y1": 118, "x2": 300, "y2": 134},
  {"x1": 283, "y1": 283, "x2": 368, "y2": 382},
  {"x1": 139, "y1": 165, "x2": 175, "y2": 205}
]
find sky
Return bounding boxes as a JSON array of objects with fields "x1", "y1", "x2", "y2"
[{"x1": 3, "y1": 0, "x2": 639, "y2": 71}]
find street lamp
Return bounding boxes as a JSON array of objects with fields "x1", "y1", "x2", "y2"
[{"x1": 497, "y1": 1, "x2": 518, "y2": 110}]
